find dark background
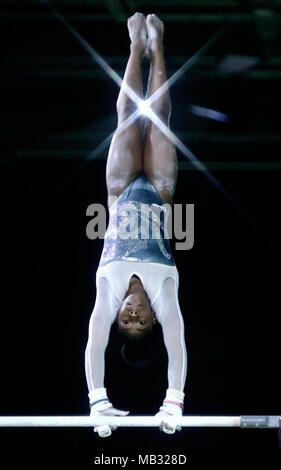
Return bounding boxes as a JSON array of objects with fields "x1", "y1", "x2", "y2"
[{"x1": 1, "y1": 0, "x2": 280, "y2": 466}]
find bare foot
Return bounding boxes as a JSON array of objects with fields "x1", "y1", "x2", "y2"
[
  {"x1": 146, "y1": 14, "x2": 164, "y2": 54},
  {"x1": 127, "y1": 13, "x2": 147, "y2": 53}
]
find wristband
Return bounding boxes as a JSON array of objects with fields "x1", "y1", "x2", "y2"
[
  {"x1": 160, "y1": 388, "x2": 184, "y2": 416},
  {"x1": 88, "y1": 388, "x2": 113, "y2": 412},
  {"x1": 165, "y1": 389, "x2": 185, "y2": 403}
]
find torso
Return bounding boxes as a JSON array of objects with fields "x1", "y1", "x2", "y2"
[{"x1": 96, "y1": 261, "x2": 179, "y2": 311}]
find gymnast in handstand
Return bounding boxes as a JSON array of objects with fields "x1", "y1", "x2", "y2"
[{"x1": 85, "y1": 13, "x2": 187, "y2": 437}]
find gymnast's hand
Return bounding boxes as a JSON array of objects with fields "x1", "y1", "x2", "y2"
[
  {"x1": 155, "y1": 389, "x2": 185, "y2": 435},
  {"x1": 155, "y1": 409, "x2": 182, "y2": 435},
  {"x1": 90, "y1": 406, "x2": 130, "y2": 438}
]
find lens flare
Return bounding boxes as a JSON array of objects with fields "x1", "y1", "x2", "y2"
[
  {"x1": 147, "y1": 108, "x2": 239, "y2": 209},
  {"x1": 138, "y1": 100, "x2": 152, "y2": 117},
  {"x1": 189, "y1": 105, "x2": 229, "y2": 123},
  {"x1": 147, "y1": 15, "x2": 237, "y2": 109},
  {"x1": 43, "y1": 0, "x2": 239, "y2": 208}
]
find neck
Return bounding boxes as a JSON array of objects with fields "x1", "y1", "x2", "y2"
[{"x1": 125, "y1": 276, "x2": 146, "y2": 297}]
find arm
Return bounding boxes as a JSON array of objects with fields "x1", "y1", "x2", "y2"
[
  {"x1": 85, "y1": 277, "x2": 119, "y2": 390},
  {"x1": 153, "y1": 277, "x2": 187, "y2": 433},
  {"x1": 85, "y1": 277, "x2": 129, "y2": 437},
  {"x1": 154, "y1": 277, "x2": 187, "y2": 392}
]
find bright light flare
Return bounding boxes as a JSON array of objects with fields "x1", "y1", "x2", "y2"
[
  {"x1": 217, "y1": 54, "x2": 259, "y2": 74},
  {"x1": 138, "y1": 100, "x2": 152, "y2": 117},
  {"x1": 189, "y1": 105, "x2": 229, "y2": 123},
  {"x1": 148, "y1": 15, "x2": 237, "y2": 109},
  {"x1": 44, "y1": 0, "x2": 239, "y2": 210},
  {"x1": 147, "y1": 107, "x2": 239, "y2": 209}
]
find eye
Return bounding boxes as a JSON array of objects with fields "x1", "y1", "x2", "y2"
[
  {"x1": 139, "y1": 320, "x2": 145, "y2": 325},
  {"x1": 122, "y1": 319, "x2": 129, "y2": 325}
]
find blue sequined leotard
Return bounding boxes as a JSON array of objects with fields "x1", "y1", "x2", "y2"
[{"x1": 99, "y1": 173, "x2": 175, "y2": 267}]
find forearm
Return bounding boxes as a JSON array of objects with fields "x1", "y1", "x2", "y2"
[
  {"x1": 164, "y1": 318, "x2": 187, "y2": 392},
  {"x1": 154, "y1": 277, "x2": 187, "y2": 393},
  {"x1": 85, "y1": 312, "x2": 112, "y2": 391},
  {"x1": 85, "y1": 343, "x2": 105, "y2": 390},
  {"x1": 167, "y1": 353, "x2": 187, "y2": 392}
]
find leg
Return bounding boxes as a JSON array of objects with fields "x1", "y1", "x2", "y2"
[
  {"x1": 106, "y1": 13, "x2": 147, "y2": 206},
  {"x1": 143, "y1": 14, "x2": 177, "y2": 204}
]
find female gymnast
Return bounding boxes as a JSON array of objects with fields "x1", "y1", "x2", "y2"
[{"x1": 85, "y1": 13, "x2": 187, "y2": 437}]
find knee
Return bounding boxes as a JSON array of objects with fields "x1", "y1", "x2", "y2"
[
  {"x1": 116, "y1": 99, "x2": 137, "y2": 122},
  {"x1": 150, "y1": 103, "x2": 171, "y2": 125}
]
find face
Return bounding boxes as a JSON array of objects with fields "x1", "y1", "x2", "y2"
[{"x1": 117, "y1": 293, "x2": 156, "y2": 339}]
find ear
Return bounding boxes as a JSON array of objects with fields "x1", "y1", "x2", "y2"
[{"x1": 152, "y1": 311, "x2": 157, "y2": 324}]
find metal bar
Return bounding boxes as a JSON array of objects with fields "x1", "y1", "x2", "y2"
[
  {"x1": 241, "y1": 416, "x2": 281, "y2": 428},
  {"x1": 0, "y1": 416, "x2": 279, "y2": 428},
  {"x1": 0, "y1": 415, "x2": 279, "y2": 428},
  {"x1": 0, "y1": 416, "x2": 241, "y2": 428}
]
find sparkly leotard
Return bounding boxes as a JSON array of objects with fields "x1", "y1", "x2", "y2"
[{"x1": 99, "y1": 173, "x2": 175, "y2": 267}]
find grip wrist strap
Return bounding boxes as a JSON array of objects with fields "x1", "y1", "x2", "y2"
[
  {"x1": 88, "y1": 388, "x2": 112, "y2": 412},
  {"x1": 160, "y1": 388, "x2": 185, "y2": 416}
]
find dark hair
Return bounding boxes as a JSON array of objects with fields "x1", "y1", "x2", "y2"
[{"x1": 118, "y1": 324, "x2": 164, "y2": 369}]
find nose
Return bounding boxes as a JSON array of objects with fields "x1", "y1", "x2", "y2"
[{"x1": 129, "y1": 310, "x2": 138, "y2": 317}]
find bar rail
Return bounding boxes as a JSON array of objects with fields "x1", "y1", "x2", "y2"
[{"x1": 0, "y1": 415, "x2": 279, "y2": 428}]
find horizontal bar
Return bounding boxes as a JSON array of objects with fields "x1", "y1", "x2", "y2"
[
  {"x1": 0, "y1": 416, "x2": 241, "y2": 428},
  {"x1": 0, "y1": 415, "x2": 279, "y2": 428},
  {"x1": 241, "y1": 416, "x2": 281, "y2": 429}
]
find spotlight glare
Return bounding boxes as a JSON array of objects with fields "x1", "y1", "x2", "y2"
[
  {"x1": 190, "y1": 105, "x2": 229, "y2": 122},
  {"x1": 138, "y1": 100, "x2": 151, "y2": 116},
  {"x1": 45, "y1": 0, "x2": 239, "y2": 210}
]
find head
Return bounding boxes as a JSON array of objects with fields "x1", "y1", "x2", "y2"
[
  {"x1": 116, "y1": 292, "x2": 156, "y2": 343},
  {"x1": 116, "y1": 292, "x2": 156, "y2": 369}
]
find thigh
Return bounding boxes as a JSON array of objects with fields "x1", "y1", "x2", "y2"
[
  {"x1": 143, "y1": 122, "x2": 178, "y2": 203},
  {"x1": 106, "y1": 119, "x2": 143, "y2": 200}
]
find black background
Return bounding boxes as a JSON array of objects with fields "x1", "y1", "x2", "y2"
[{"x1": 1, "y1": 0, "x2": 280, "y2": 466}]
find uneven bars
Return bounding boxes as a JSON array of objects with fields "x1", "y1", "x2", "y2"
[{"x1": 0, "y1": 416, "x2": 279, "y2": 428}]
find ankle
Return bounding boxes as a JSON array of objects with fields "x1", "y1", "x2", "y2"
[
  {"x1": 130, "y1": 43, "x2": 145, "y2": 56},
  {"x1": 150, "y1": 40, "x2": 164, "y2": 55}
]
